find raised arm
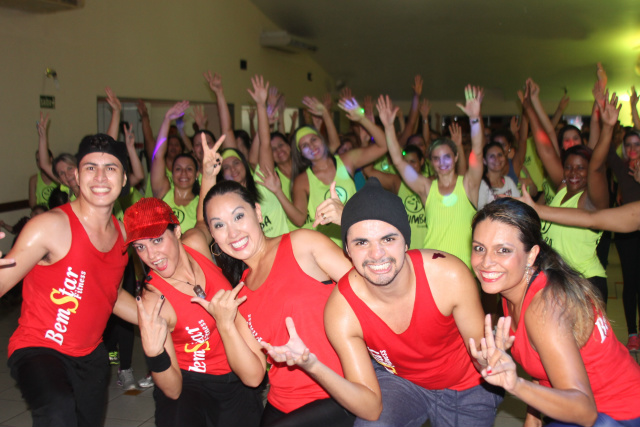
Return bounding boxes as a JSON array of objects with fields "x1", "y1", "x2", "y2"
[
  {"x1": 550, "y1": 92, "x2": 570, "y2": 129},
  {"x1": 36, "y1": 112, "x2": 57, "y2": 182},
  {"x1": 523, "y1": 81, "x2": 564, "y2": 187},
  {"x1": 513, "y1": 112, "x2": 529, "y2": 176},
  {"x1": 151, "y1": 101, "x2": 189, "y2": 199},
  {"x1": 419, "y1": 98, "x2": 431, "y2": 150},
  {"x1": 449, "y1": 122, "x2": 467, "y2": 175},
  {"x1": 123, "y1": 124, "x2": 144, "y2": 188},
  {"x1": 376, "y1": 95, "x2": 430, "y2": 201},
  {"x1": 303, "y1": 96, "x2": 340, "y2": 154},
  {"x1": 584, "y1": 91, "x2": 619, "y2": 210},
  {"x1": 137, "y1": 100, "x2": 156, "y2": 164},
  {"x1": 529, "y1": 79, "x2": 561, "y2": 156},
  {"x1": 247, "y1": 75, "x2": 273, "y2": 173},
  {"x1": 456, "y1": 85, "x2": 485, "y2": 208},
  {"x1": 631, "y1": 86, "x2": 640, "y2": 131},
  {"x1": 397, "y1": 75, "x2": 423, "y2": 147},
  {"x1": 204, "y1": 71, "x2": 236, "y2": 151},
  {"x1": 338, "y1": 97, "x2": 388, "y2": 174},
  {"x1": 105, "y1": 87, "x2": 122, "y2": 140},
  {"x1": 185, "y1": 134, "x2": 225, "y2": 251}
]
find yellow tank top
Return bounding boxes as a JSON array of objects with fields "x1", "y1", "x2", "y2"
[
  {"x1": 397, "y1": 181, "x2": 427, "y2": 250},
  {"x1": 423, "y1": 176, "x2": 475, "y2": 269}
]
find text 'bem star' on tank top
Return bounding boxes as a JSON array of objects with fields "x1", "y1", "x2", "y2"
[
  {"x1": 147, "y1": 246, "x2": 231, "y2": 375},
  {"x1": 505, "y1": 271, "x2": 640, "y2": 420},
  {"x1": 237, "y1": 233, "x2": 344, "y2": 414},
  {"x1": 423, "y1": 176, "x2": 476, "y2": 269},
  {"x1": 338, "y1": 250, "x2": 481, "y2": 391},
  {"x1": 8, "y1": 203, "x2": 128, "y2": 358}
]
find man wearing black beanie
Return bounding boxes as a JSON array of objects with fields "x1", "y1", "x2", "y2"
[{"x1": 258, "y1": 178, "x2": 502, "y2": 425}]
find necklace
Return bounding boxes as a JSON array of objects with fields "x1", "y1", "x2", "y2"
[{"x1": 169, "y1": 256, "x2": 207, "y2": 299}]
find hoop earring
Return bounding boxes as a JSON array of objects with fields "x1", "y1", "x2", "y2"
[{"x1": 211, "y1": 241, "x2": 222, "y2": 257}]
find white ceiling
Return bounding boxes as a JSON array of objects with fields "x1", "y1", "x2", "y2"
[{"x1": 251, "y1": 0, "x2": 640, "y2": 104}]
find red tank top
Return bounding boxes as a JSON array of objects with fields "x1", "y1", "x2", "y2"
[
  {"x1": 238, "y1": 233, "x2": 344, "y2": 413},
  {"x1": 9, "y1": 203, "x2": 128, "y2": 357},
  {"x1": 506, "y1": 271, "x2": 640, "y2": 420},
  {"x1": 148, "y1": 246, "x2": 231, "y2": 375},
  {"x1": 338, "y1": 249, "x2": 481, "y2": 391}
]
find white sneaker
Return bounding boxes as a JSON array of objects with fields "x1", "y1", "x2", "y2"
[
  {"x1": 117, "y1": 368, "x2": 137, "y2": 390},
  {"x1": 138, "y1": 374, "x2": 154, "y2": 388}
]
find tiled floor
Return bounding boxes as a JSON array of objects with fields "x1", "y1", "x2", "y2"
[{"x1": 0, "y1": 245, "x2": 636, "y2": 427}]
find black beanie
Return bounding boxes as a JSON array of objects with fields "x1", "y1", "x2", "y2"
[
  {"x1": 76, "y1": 133, "x2": 129, "y2": 172},
  {"x1": 341, "y1": 177, "x2": 411, "y2": 247}
]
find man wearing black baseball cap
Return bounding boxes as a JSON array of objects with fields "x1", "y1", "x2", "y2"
[
  {"x1": 260, "y1": 178, "x2": 501, "y2": 425},
  {"x1": 0, "y1": 133, "x2": 137, "y2": 426}
]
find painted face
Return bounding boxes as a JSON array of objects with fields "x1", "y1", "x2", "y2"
[
  {"x1": 484, "y1": 145, "x2": 506, "y2": 173},
  {"x1": 205, "y1": 192, "x2": 263, "y2": 261},
  {"x1": 624, "y1": 135, "x2": 640, "y2": 161},
  {"x1": 167, "y1": 136, "x2": 183, "y2": 159},
  {"x1": 403, "y1": 152, "x2": 423, "y2": 174},
  {"x1": 271, "y1": 136, "x2": 291, "y2": 165},
  {"x1": 55, "y1": 160, "x2": 78, "y2": 189},
  {"x1": 346, "y1": 220, "x2": 407, "y2": 287},
  {"x1": 471, "y1": 219, "x2": 538, "y2": 297},
  {"x1": 561, "y1": 129, "x2": 582, "y2": 151},
  {"x1": 222, "y1": 156, "x2": 247, "y2": 186},
  {"x1": 406, "y1": 135, "x2": 427, "y2": 156},
  {"x1": 193, "y1": 133, "x2": 214, "y2": 162},
  {"x1": 430, "y1": 144, "x2": 456, "y2": 176},
  {"x1": 76, "y1": 152, "x2": 126, "y2": 206},
  {"x1": 132, "y1": 228, "x2": 181, "y2": 278},
  {"x1": 563, "y1": 154, "x2": 588, "y2": 193},
  {"x1": 298, "y1": 133, "x2": 326, "y2": 161},
  {"x1": 172, "y1": 157, "x2": 197, "y2": 190}
]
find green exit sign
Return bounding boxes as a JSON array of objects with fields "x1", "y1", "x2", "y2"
[{"x1": 40, "y1": 95, "x2": 55, "y2": 109}]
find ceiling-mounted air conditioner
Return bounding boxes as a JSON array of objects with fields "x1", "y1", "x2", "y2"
[
  {"x1": 260, "y1": 31, "x2": 317, "y2": 53},
  {"x1": 0, "y1": 0, "x2": 84, "y2": 13}
]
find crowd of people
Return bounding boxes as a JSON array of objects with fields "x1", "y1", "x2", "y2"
[{"x1": 1, "y1": 62, "x2": 640, "y2": 427}]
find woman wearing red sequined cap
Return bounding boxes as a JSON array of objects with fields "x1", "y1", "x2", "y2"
[{"x1": 124, "y1": 135, "x2": 265, "y2": 427}]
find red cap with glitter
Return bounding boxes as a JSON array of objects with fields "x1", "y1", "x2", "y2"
[{"x1": 123, "y1": 198, "x2": 180, "y2": 247}]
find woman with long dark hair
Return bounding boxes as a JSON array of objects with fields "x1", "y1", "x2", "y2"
[{"x1": 470, "y1": 198, "x2": 640, "y2": 427}]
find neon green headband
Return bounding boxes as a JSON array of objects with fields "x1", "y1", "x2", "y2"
[
  {"x1": 295, "y1": 127, "x2": 319, "y2": 149},
  {"x1": 222, "y1": 150, "x2": 242, "y2": 161}
]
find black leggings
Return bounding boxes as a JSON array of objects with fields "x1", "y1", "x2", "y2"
[
  {"x1": 615, "y1": 231, "x2": 640, "y2": 334},
  {"x1": 8, "y1": 344, "x2": 110, "y2": 427},
  {"x1": 261, "y1": 398, "x2": 355, "y2": 427},
  {"x1": 154, "y1": 370, "x2": 265, "y2": 427},
  {"x1": 104, "y1": 258, "x2": 136, "y2": 369}
]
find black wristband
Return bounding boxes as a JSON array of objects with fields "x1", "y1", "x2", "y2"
[
  {"x1": 145, "y1": 349, "x2": 171, "y2": 373},
  {"x1": 470, "y1": 118, "x2": 480, "y2": 124}
]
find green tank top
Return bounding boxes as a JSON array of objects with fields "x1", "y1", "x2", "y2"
[
  {"x1": 254, "y1": 166, "x2": 289, "y2": 238},
  {"x1": 162, "y1": 190, "x2": 198, "y2": 232},
  {"x1": 397, "y1": 181, "x2": 427, "y2": 250},
  {"x1": 522, "y1": 137, "x2": 545, "y2": 192},
  {"x1": 541, "y1": 187, "x2": 606, "y2": 278},
  {"x1": 423, "y1": 176, "x2": 475, "y2": 269},
  {"x1": 35, "y1": 171, "x2": 58, "y2": 206},
  {"x1": 276, "y1": 167, "x2": 298, "y2": 232},
  {"x1": 542, "y1": 177, "x2": 557, "y2": 206},
  {"x1": 145, "y1": 168, "x2": 173, "y2": 198},
  {"x1": 304, "y1": 156, "x2": 357, "y2": 247},
  {"x1": 59, "y1": 185, "x2": 77, "y2": 202},
  {"x1": 373, "y1": 154, "x2": 398, "y2": 175},
  {"x1": 113, "y1": 187, "x2": 144, "y2": 221}
]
